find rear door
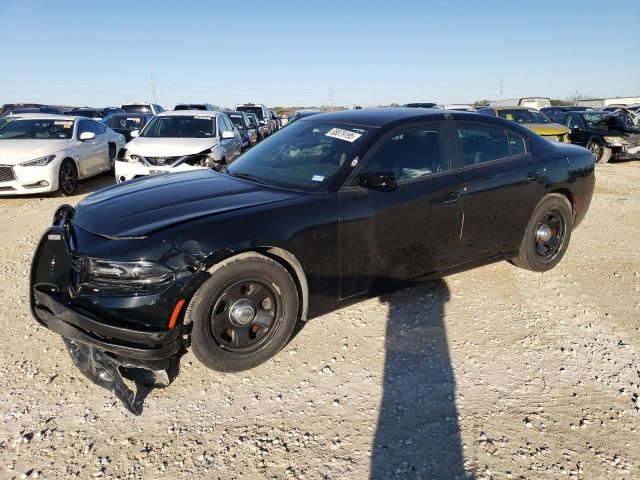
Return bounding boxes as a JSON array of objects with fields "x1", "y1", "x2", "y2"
[
  {"x1": 451, "y1": 121, "x2": 544, "y2": 265},
  {"x1": 339, "y1": 121, "x2": 465, "y2": 298}
]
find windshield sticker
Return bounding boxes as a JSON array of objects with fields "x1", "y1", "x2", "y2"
[
  {"x1": 311, "y1": 174, "x2": 325, "y2": 182},
  {"x1": 325, "y1": 128, "x2": 362, "y2": 142},
  {"x1": 126, "y1": 118, "x2": 141, "y2": 122},
  {"x1": 55, "y1": 121, "x2": 73, "y2": 128}
]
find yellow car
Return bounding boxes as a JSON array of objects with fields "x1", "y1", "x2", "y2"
[{"x1": 478, "y1": 106, "x2": 571, "y2": 143}]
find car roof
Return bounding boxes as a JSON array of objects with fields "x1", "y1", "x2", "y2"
[
  {"x1": 299, "y1": 108, "x2": 471, "y2": 127},
  {"x1": 7, "y1": 114, "x2": 80, "y2": 121},
  {"x1": 156, "y1": 110, "x2": 218, "y2": 117}
]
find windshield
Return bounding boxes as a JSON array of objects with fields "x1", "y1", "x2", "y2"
[
  {"x1": 582, "y1": 112, "x2": 611, "y2": 126},
  {"x1": 0, "y1": 119, "x2": 74, "y2": 140},
  {"x1": 237, "y1": 106, "x2": 263, "y2": 119},
  {"x1": 175, "y1": 104, "x2": 208, "y2": 111},
  {"x1": 140, "y1": 115, "x2": 215, "y2": 138},
  {"x1": 104, "y1": 116, "x2": 146, "y2": 130},
  {"x1": 71, "y1": 109, "x2": 101, "y2": 118},
  {"x1": 498, "y1": 109, "x2": 550, "y2": 124},
  {"x1": 227, "y1": 120, "x2": 372, "y2": 191},
  {"x1": 122, "y1": 104, "x2": 152, "y2": 113}
]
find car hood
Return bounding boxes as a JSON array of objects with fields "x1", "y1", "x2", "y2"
[
  {"x1": 125, "y1": 137, "x2": 219, "y2": 157},
  {"x1": 0, "y1": 139, "x2": 69, "y2": 164},
  {"x1": 73, "y1": 170, "x2": 303, "y2": 237},
  {"x1": 522, "y1": 123, "x2": 570, "y2": 136}
]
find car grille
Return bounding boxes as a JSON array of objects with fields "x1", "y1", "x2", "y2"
[
  {"x1": 143, "y1": 156, "x2": 181, "y2": 166},
  {"x1": 0, "y1": 165, "x2": 17, "y2": 182}
]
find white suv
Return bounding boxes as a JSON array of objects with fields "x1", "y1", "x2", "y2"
[{"x1": 115, "y1": 111, "x2": 242, "y2": 182}]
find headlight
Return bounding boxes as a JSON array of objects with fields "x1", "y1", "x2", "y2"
[
  {"x1": 604, "y1": 136, "x2": 627, "y2": 145},
  {"x1": 80, "y1": 258, "x2": 174, "y2": 291},
  {"x1": 121, "y1": 150, "x2": 140, "y2": 163},
  {"x1": 20, "y1": 155, "x2": 55, "y2": 167}
]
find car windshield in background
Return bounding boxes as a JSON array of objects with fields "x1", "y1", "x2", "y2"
[
  {"x1": 140, "y1": 116, "x2": 215, "y2": 138},
  {"x1": 498, "y1": 109, "x2": 550, "y2": 124},
  {"x1": 71, "y1": 110, "x2": 100, "y2": 118},
  {"x1": 227, "y1": 120, "x2": 372, "y2": 191},
  {"x1": 122, "y1": 104, "x2": 152, "y2": 113},
  {"x1": 237, "y1": 106, "x2": 263, "y2": 119},
  {"x1": 104, "y1": 116, "x2": 145, "y2": 131},
  {"x1": 0, "y1": 119, "x2": 74, "y2": 140},
  {"x1": 175, "y1": 105, "x2": 208, "y2": 111},
  {"x1": 582, "y1": 112, "x2": 611, "y2": 126}
]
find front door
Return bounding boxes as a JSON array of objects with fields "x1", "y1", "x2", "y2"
[
  {"x1": 75, "y1": 119, "x2": 105, "y2": 176},
  {"x1": 339, "y1": 121, "x2": 464, "y2": 299}
]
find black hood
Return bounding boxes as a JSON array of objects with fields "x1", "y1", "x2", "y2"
[{"x1": 74, "y1": 170, "x2": 303, "y2": 238}]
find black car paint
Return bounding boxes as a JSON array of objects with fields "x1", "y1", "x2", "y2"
[
  {"x1": 551, "y1": 111, "x2": 640, "y2": 160},
  {"x1": 30, "y1": 109, "x2": 595, "y2": 410}
]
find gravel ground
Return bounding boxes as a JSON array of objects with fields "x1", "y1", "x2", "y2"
[{"x1": 0, "y1": 161, "x2": 638, "y2": 480}]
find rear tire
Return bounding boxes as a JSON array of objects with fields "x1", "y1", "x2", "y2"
[
  {"x1": 587, "y1": 138, "x2": 611, "y2": 164},
  {"x1": 58, "y1": 159, "x2": 78, "y2": 196},
  {"x1": 511, "y1": 194, "x2": 573, "y2": 272},
  {"x1": 187, "y1": 252, "x2": 299, "y2": 372}
]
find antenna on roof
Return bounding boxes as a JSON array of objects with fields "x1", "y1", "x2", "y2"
[{"x1": 151, "y1": 73, "x2": 157, "y2": 104}]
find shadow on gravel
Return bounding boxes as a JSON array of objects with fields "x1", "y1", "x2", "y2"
[{"x1": 371, "y1": 279, "x2": 471, "y2": 479}]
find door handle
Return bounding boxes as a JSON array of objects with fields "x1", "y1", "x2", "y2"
[
  {"x1": 439, "y1": 192, "x2": 460, "y2": 205},
  {"x1": 526, "y1": 171, "x2": 541, "y2": 182}
]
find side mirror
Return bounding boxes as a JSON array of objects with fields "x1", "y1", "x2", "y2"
[
  {"x1": 356, "y1": 170, "x2": 396, "y2": 191},
  {"x1": 79, "y1": 131, "x2": 96, "y2": 141},
  {"x1": 221, "y1": 130, "x2": 235, "y2": 139},
  {"x1": 130, "y1": 130, "x2": 139, "y2": 138}
]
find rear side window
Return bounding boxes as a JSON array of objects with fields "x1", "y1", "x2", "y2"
[
  {"x1": 457, "y1": 123, "x2": 510, "y2": 165},
  {"x1": 508, "y1": 131, "x2": 527, "y2": 156}
]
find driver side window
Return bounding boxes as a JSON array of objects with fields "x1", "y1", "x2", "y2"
[
  {"x1": 77, "y1": 119, "x2": 91, "y2": 138},
  {"x1": 361, "y1": 123, "x2": 449, "y2": 182}
]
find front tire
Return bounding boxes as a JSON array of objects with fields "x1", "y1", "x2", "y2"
[
  {"x1": 587, "y1": 138, "x2": 611, "y2": 164},
  {"x1": 188, "y1": 252, "x2": 299, "y2": 372},
  {"x1": 58, "y1": 159, "x2": 78, "y2": 196},
  {"x1": 511, "y1": 194, "x2": 573, "y2": 272}
]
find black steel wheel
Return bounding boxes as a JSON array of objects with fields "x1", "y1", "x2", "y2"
[
  {"x1": 533, "y1": 210, "x2": 566, "y2": 261},
  {"x1": 209, "y1": 278, "x2": 280, "y2": 352},
  {"x1": 188, "y1": 252, "x2": 299, "y2": 371},
  {"x1": 58, "y1": 159, "x2": 78, "y2": 196},
  {"x1": 511, "y1": 194, "x2": 573, "y2": 272}
]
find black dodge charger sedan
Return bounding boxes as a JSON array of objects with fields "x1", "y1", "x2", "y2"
[{"x1": 31, "y1": 108, "x2": 595, "y2": 412}]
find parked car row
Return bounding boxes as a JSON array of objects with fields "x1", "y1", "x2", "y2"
[{"x1": 0, "y1": 100, "x2": 287, "y2": 195}]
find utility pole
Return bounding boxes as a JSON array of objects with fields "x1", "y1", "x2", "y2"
[
  {"x1": 499, "y1": 76, "x2": 503, "y2": 100},
  {"x1": 328, "y1": 86, "x2": 334, "y2": 112},
  {"x1": 151, "y1": 73, "x2": 157, "y2": 103}
]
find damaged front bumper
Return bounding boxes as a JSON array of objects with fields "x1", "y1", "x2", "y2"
[{"x1": 30, "y1": 206, "x2": 187, "y2": 414}]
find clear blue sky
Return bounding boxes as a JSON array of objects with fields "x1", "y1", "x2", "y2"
[{"x1": 1, "y1": 0, "x2": 638, "y2": 108}]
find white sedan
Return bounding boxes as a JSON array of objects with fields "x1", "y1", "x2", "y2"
[
  {"x1": 115, "y1": 110, "x2": 242, "y2": 182},
  {"x1": 0, "y1": 115, "x2": 125, "y2": 195}
]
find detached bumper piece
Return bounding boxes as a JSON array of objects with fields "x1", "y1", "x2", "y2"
[
  {"x1": 29, "y1": 208, "x2": 183, "y2": 414},
  {"x1": 63, "y1": 338, "x2": 171, "y2": 415}
]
